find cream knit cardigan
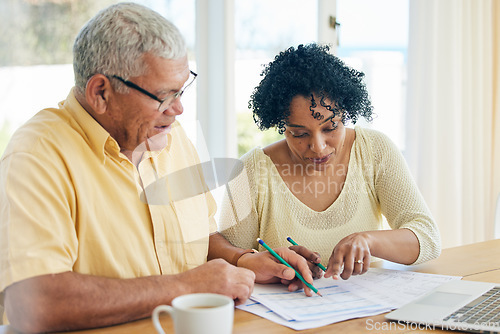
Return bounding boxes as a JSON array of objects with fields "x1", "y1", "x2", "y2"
[{"x1": 219, "y1": 127, "x2": 441, "y2": 265}]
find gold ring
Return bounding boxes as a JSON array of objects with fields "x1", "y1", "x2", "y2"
[{"x1": 355, "y1": 259, "x2": 363, "y2": 264}]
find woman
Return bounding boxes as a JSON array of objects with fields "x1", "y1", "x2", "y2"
[{"x1": 219, "y1": 43, "x2": 441, "y2": 281}]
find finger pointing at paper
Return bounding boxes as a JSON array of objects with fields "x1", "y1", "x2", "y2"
[{"x1": 324, "y1": 232, "x2": 371, "y2": 280}]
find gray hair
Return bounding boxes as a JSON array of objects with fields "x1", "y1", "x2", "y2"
[{"x1": 73, "y1": 2, "x2": 186, "y2": 93}]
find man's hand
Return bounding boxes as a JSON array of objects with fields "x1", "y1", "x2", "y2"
[
  {"x1": 176, "y1": 259, "x2": 255, "y2": 305},
  {"x1": 4, "y1": 260, "x2": 255, "y2": 333}
]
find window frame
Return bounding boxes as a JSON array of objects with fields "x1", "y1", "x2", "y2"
[{"x1": 195, "y1": 0, "x2": 337, "y2": 159}]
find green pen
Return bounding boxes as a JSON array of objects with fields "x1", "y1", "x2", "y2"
[
  {"x1": 287, "y1": 236, "x2": 327, "y2": 272},
  {"x1": 257, "y1": 238, "x2": 322, "y2": 297}
]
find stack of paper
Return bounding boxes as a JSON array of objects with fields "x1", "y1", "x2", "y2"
[{"x1": 237, "y1": 268, "x2": 461, "y2": 330}]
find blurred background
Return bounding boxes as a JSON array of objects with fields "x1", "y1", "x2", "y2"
[
  {"x1": 0, "y1": 0, "x2": 498, "y2": 249},
  {"x1": 0, "y1": 0, "x2": 407, "y2": 156}
]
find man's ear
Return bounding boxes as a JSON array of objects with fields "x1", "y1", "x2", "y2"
[{"x1": 85, "y1": 74, "x2": 112, "y2": 115}]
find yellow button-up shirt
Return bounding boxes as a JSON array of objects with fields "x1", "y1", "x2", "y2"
[{"x1": 0, "y1": 89, "x2": 217, "y2": 293}]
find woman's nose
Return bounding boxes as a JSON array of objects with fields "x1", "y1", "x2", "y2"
[{"x1": 310, "y1": 136, "x2": 327, "y2": 153}]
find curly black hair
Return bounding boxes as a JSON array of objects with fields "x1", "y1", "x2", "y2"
[{"x1": 249, "y1": 43, "x2": 373, "y2": 134}]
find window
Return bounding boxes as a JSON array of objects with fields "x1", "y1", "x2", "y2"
[
  {"x1": 234, "y1": 0, "x2": 319, "y2": 157},
  {"x1": 0, "y1": 0, "x2": 196, "y2": 155},
  {"x1": 336, "y1": 0, "x2": 409, "y2": 150},
  {"x1": 1, "y1": 0, "x2": 407, "y2": 157}
]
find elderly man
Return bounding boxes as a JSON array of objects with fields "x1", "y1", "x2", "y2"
[{"x1": 0, "y1": 3, "x2": 318, "y2": 333}]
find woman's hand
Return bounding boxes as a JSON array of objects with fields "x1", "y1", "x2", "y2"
[
  {"x1": 237, "y1": 246, "x2": 321, "y2": 296},
  {"x1": 283, "y1": 245, "x2": 324, "y2": 291},
  {"x1": 324, "y1": 232, "x2": 372, "y2": 280}
]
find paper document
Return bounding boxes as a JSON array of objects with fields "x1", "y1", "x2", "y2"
[
  {"x1": 250, "y1": 279, "x2": 388, "y2": 321},
  {"x1": 240, "y1": 300, "x2": 388, "y2": 331},
  {"x1": 238, "y1": 268, "x2": 461, "y2": 330}
]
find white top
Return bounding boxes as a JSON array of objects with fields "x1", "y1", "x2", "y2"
[{"x1": 218, "y1": 127, "x2": 441, "y2": 265}]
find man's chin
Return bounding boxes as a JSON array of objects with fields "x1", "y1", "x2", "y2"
[
  {"x1": 130, "y1": 129, "x2": 171, "y2": 164},
  {"x1": 146, "y1": 128, "x2": 170, "y2": 151}
]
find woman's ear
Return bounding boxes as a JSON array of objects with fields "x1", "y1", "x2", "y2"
[{"x1": 85, "y1": 74, "x2": 112, "y2": 115}]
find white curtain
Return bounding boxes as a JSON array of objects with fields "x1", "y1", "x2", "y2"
[{"x1": 406, "y1": 0, "x2": 500, "y2": 248}]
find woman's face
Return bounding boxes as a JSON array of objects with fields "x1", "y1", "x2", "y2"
[{"x1": 284, "y1": 93, "x2": 346, "y2": 172}]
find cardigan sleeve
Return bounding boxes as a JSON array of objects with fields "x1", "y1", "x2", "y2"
[
  {"x1": 365, "y1": 128, "x2": 441, "y2": 264},
  {"x1": 218, "y1": 149, "x2": 261, "y2": 250}
]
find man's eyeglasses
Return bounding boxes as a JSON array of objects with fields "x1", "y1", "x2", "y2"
[{"x1": 111, "y1": 70, "x2": 197, "y2": 112}]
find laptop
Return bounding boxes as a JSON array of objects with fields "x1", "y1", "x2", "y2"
[{"x1": 385, "y1": 280, "x2": 500, "y2": 333}]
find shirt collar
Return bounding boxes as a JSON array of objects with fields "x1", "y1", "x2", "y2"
[
  {"x1": 60, "y1": 88, "x2": 179, "y2": 164},
  {"x1": 59, "y1": 88, "x2": 116, "y2": 163}
]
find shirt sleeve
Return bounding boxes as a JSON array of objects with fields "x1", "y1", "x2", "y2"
[
  {"x1": 0, "y1": 150, "x2": 78, "y2": 292},
  {"x1": 368, "y1": 130, "x2": 441, "y2": 264}
]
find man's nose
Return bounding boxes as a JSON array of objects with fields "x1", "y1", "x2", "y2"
[{"x1": 163, "y1": 98, "x2": 184, "y2": 116}]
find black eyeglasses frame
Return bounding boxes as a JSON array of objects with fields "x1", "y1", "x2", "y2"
[{"x1": 111, "y1": 70, "x2": 197, "y2": 112}]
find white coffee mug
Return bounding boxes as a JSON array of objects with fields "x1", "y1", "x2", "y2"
[{"x1": 152, "y1": 293, "x2": 234, "y2": 334}]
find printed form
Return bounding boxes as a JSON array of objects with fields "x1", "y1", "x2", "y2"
[{"x1": 238, "y1": 268, "x2": 461, "y2": 330}]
